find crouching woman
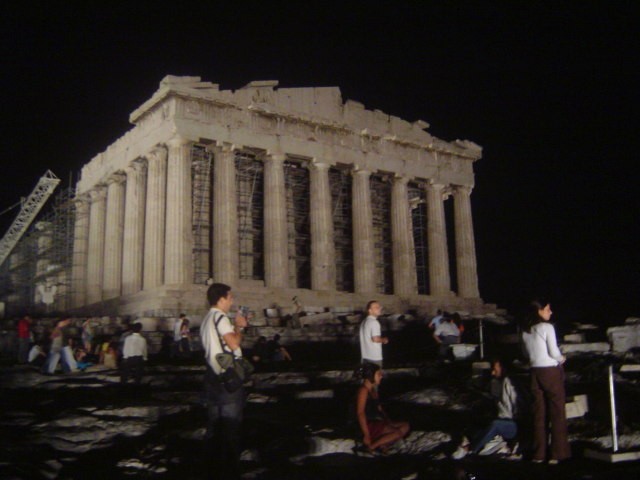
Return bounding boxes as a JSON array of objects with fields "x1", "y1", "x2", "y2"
[{"x1": 355, "y1": 362, "x2": 409, "y2": 452}]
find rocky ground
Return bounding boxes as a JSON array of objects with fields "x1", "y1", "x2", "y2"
[{"x1": 2, "y1": 339, "x2": 640, "y2": 480}]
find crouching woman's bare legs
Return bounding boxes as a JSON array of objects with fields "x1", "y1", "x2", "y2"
[{"x1": 370, "y1": 420, "x2": 410, "y2": 451}]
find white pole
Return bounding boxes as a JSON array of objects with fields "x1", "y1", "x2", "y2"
[{"x1": 608, "y1": 364, "x2": 619, "y2": 452}]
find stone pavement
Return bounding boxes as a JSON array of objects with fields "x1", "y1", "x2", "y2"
[{"x1": 1, "y1": 352, "x2": 640, "y2": 479}]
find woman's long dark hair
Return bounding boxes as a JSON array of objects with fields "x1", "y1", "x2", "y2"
[{"x1": 522, "y1": 299, "x2": 549, "y2": 334}]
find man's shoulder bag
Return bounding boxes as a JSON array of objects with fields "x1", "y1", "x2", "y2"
[{"x1": 213, "y1": 314, "x2": 254, "y2": 393}]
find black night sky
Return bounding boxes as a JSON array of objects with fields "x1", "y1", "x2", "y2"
[{"x1": 1, "y1": 2, "x2": 638, "y2": 327}]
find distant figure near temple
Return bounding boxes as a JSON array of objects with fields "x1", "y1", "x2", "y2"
[
  {"x1": 171, "y1": 313, "x2": 187, "y2": 359},
  {"x1": 121, "y1": 322, "x2": 147, "y2": 385},
  {"x1": 81, "y1": 318, "x2": 96, "y2": 353},
  {"x1": 266, "y1": 334, "x2": 292, "y2": 362},
  {"x1": 17, "y1": 314, "x2": 32, "y2": 364},
  {"x1": 359, "y1": 301, "x2": 388, "y2": 367},
  {"x1": 433, "y1": 314, "x2": 460, "y2": 362},
  {"x1": 42, "y1": 316, "x2": 71, "y2": 374},
  {"x1": 428, "y1": 309, "x2": 444, "y2": 330}
]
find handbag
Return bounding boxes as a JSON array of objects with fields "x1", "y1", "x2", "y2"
[{"x1": 213, "y1": 314, "x2": 255, "y2": 393}]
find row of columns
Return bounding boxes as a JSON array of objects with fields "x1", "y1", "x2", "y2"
[
  {"x1": 71, "y1": 139, "x2": 479, "y2": 308},
  {"x1": 213, "y1": 151, "x2": 479, "y2": 298},
  {"x1": 72, "y1": 138, "x2": 195, "y2": 307}
]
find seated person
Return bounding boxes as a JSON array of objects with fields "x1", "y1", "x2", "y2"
[
  {"x1": 179, "y1": 318, "x2": 191, "y2": 357},
  {"x1": 74, "y1": 347, "x2": 94, "y2": 371},
  {"x1": 355, "y1": 362, "x2": 409, "y2": 452},
  {"x1": 28, "y1": 342, "x2": 47, "y2": 367},
  {"x1": 251, "y1": 336, "x2": 268, "y2": 364},
  {"x1": 266, "y1": 334, "x2": 292, "y2": 361},
  {"x1": 99, "y1": 337, "x2": 119, "y2": 369},
  {"x1": 452, "y1": 358, "x2": 520, "y2": 459}
]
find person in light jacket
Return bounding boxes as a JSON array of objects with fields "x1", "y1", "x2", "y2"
[{"x1": 521, "y1": 299, "x2": 570, "y2": 464}]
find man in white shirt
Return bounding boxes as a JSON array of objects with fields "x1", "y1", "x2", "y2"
[
  {"x1": 200, "y1": 282, "x2": 248, "y2": 479},
  {"x1": 121, "y1": 322, "x2": 147, "y2": 385},
  {"x1": 428, "y1": 309, "x2": 444, "y2": 330},
  {"x1": 359, "y1": 301, "x2": 388, "y2": 367},
  {"x1": 433, "y1": 315, "x2": 460, "y2": 361}
]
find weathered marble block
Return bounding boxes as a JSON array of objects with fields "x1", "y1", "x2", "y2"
[
  {"x1": 566, "y1": 394, "x2": 588, "y2": 419},
  {"x1": 561, "y1": 342, "x2": 610, "y2": 354},
  {"x1": 452, "y1": 343, "x2": 477, "y2": 360},
  {"x1": 607, "y1": 324, "x2": 640, "y2": 352},
  {"x1": 564, "y1": 333, "x2": 586, "y2": 343}
]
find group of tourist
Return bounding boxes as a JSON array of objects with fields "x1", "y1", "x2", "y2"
[
  {"x1": 357, "y1": 297, "x2": 571, "y2": 465},
  {"x1": 13, "y1": 288, "x2": 570, "y2": 478},
  {"x1": 250, "y1": 334, "x2": 292, "y2": 364},
  {"x1": 15, "y1": 313, "x2": 148, "y2": 384}
]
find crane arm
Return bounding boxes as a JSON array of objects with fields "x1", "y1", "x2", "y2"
[{"x1": 0, "y1": 170, "x2": 61, "y2": 268}]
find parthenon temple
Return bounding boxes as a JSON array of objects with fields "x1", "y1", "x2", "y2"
[{"x1": 1, "y1": 76, "x2": 496, "y2": 321}]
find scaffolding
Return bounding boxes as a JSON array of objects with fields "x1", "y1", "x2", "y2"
[
  {"x1": 0, "y1": 230, "x2": 35, "y2": 315},
  {"x1": 330, "y1": 167, "x2": 354, "y2": 292},
  {"x1": 191, "y1": 144, "x2": 213, "y2": 285},
  {"x1": 235, "y1": 151, "x2": 264, "y2": 280},
  {"x1": 444, "y1": 194, "x2": 458, "y2": 293},
  {"x1": 284, "y1": 160, "x2": 311, "y2": 289},
  {"x1": 409, "y1": 183, "x2": 429, "y2": 294},
  {"x1": 371, "y1": 174, "x2": 393, "y2": 294},
  {"x1": 0, "y1": 184, "x2": 76, "y2": 316}
]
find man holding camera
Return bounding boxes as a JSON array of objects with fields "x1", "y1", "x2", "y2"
[{"x1": 200, "y1": 283, "x2": 248, "y2": 479}]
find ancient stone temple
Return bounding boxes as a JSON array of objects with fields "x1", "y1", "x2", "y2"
[{"x1": 3, "y1": 75, "x2": 494, "y2": 320}]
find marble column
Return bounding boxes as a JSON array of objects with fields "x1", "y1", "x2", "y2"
[
  {"x1": 454, "y1": 185, "x2": 480, "y2": 298},
  {"x1": 426, "y1": 183, "x2": 451, "y2": 296},
  {"x1": 309, "y1": 160, "x2": 336, "y2": 290},
  {"x1": 122, "y1": 159, "x2": 147, "y2": 295},
  {"x1": 165, "y1": 137, "x2": 194, "y2": 285},
  {"x1": 263, "y1": 153, "x2": 289, "y2": 288},
  {"x1": 143, "y1": 146, "x2": 167, "y2": 290},
  {"x1": 212, "y1": 145, "x2": 239, "y2": 285},
  {"x1": 352, "y1": 169, "x2": 376, "y2": 292},
  {"x1": 86, "y1": 185, "x2": 107, "y2": 304},
  {"x1": 71, "y1": 196, "x2": 89, "y2": 307},
  {"x1": 391, "y1": 176, "x2": 418, "y2": 296},
  {"x1": 102, "y1": 173, "x2": 126, "y2": 299}
]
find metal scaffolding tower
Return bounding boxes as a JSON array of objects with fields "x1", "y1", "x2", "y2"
[
  {"x1": 235, "y1": 151, "x2": 264, "y2": 280},
  {"x1": 409, "y1": 183, "x2": 429, "y2": 294},
  {"x1": 284, "y1": 159, "x2": 310, "y2": 289},
  {"x1": 371, "y1": 174, "x2": 393, "y2": 294},
  {"x1": 191, "y1": 144, "x2": 213, "y2": 284},
  {"x1": 330, "y1": 167, "x2": 354, "y2": 292},
  {"x1": 0, "y1": 181, "x2": 76, "y2": 316}
]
